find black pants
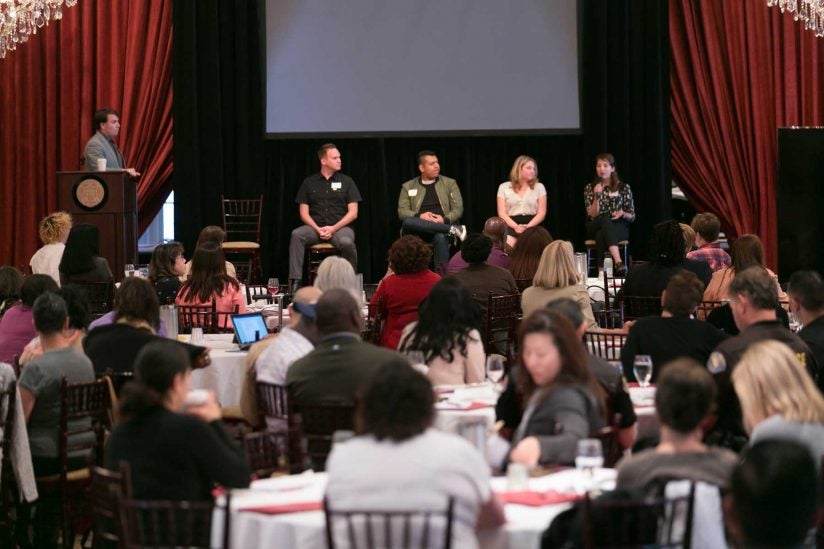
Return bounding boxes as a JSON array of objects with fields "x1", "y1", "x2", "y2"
[
  {"x1": 586, "y1": 215, "x2": 630, "y2": 261},
  {"x1": 506, "y1": 215, "x2": 535, "y2": 237}
]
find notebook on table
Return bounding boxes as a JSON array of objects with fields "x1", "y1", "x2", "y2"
[{"x1": 231, "y1": 312, "x2": 269, "y2": 350}]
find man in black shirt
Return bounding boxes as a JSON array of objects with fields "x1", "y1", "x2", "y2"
[
  {"x1": 289, "y1": 144, "x2": 362, "y2": 287},
  {"x1": 787, "y1": 269, "x2": 824, "y2": 392},
  {"x1": 705, "y1": 267, "x2": 817, "y2": 451}
]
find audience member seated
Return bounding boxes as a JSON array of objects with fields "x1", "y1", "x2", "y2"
[
  {"x1": 175, "y1": 241, "x2": 246, "y2": 327},
  {"x1": 287, "y1": 289, "x2": 406, "y2": 404},
  {"x1": 703, "y1": 233, "x2": 787, "y2": 303},
  {"x1": 181, "y1": 225, "x2": 237, "y2": 281},
  {"x1": 58, "y1": 223, "x2": 113, "y2": 285},
  {"x1": 0, "y1": 266, "x2": 23, "y2": 318},
  {"x1": 398, "y1": 277, "x2": 485, "y2": 386},
  {"x1": 620, "y1": 271, "x2": 727, "y2": 383},
  {"x1": 686, "y1": 213, "x2": 730, "y2": 273},
  {"x1": 19, "y1": 292, "x2": 95, "y2": 476},
  {"x1": 733, "y1": 340, "x2": 824, "y2": 466},
  {"x1": 370, "y1": 236, "x2": 440, "y2": 350},
  {"x1": 705, "y1": 267, "x2": 816, "y2": 451},
  {"x1": 105, "y1": 339, "x2": 250, "y2": 500},
  {"x1": 521, "y1": 240, "x2": 598, "y2": 330},
  {"x1": 616, "y1": 359, "x2": 737, "y2": 489},
  {"x1": 326, "y1": 361, "x2": 505, "y2": 547},
  {"x1": 622, "y1": 220, "x2": 693, "y2": 298},
  {"x1": 89, "y1": 278, "x2": 168, "y2": 337},
  {"x1": 0, "y1": 274, "x2": 57, "y2": 364},
  {"x1": 84, "y1": 278, "x2": 207, "y2": 377},
  {"x1": 787, "y1": 270, "x2": 824, "y2": 372},
  {"x1": 725, "y1": 440, "x2": 818, "y2": 549},
  {"x1": 496, "y1": 155, "x2": 547, "y2": 249},
  {"x1": 507, "y1": 310, "x2": 605, "y2": 467},
  {"x1": 148, "y1": 241, "x2": 186, "y2": 304},
  {"x1": 255, "y1": 286, "x2": 322, "y2": 385},
  {"x1": 449, "y1": 233, "x2": 518, "y2": 321},
  {"x1": 29, "y1": 211, "x2": 72, "y2": 286},
  {"x1": 679, "y1": 222, "x2": 712, "y2": 287},
  {"x1": 314, "y1": 256, "x2": 360, "y2": 303},
  {"x1": 507, "y1": 226, "x2": 553, "y2": 282},
  {"x1": 444, "y1": 216, "x2": 511, "y2": 275},
  {"x1": 19, "y1": 284, "x2": 91, "y2": 366}
]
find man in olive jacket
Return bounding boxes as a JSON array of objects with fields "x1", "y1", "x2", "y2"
[{"x1": 397, "y1": 150, "x2": 466, "y2": 271}]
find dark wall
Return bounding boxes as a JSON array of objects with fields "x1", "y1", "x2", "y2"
[{"x1": 172, "y1": 0, "x2": 670, "y2": 282}]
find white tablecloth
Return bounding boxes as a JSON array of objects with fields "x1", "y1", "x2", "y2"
[
  {"x1": 212, "y1": 468, "x2": 617, "y2": 549},
  {"x1": 188, "y1": 334, "x2": 248, "y2": 408}
]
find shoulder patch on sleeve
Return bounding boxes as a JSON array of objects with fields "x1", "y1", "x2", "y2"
[{"x1": 707, "y1": 351, "x2": 726, "y2": 374}]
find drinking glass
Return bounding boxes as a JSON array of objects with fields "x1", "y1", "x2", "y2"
[
  {"x1": 633, "y1": 355, "x2": 654, "y2": 388},
  {"x1": 267, "y1": 278, "x2": 280, "y2": 296},
  {"x1": 124, "y1": 263, "x2": 135, "y2": 278},
  {"x1": 575, "y1": 438, "x2": 604, "y2": 482},
  {"x1": 486, "y1": 356, "x2": 505, "y2": 384}
]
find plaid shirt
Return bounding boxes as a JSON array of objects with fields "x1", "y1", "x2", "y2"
[{"x1": 687, "y1": 242, "x2": 731, "y2": 273}]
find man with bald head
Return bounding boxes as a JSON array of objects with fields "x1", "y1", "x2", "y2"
[
  {"x1": 443, "y1": 216, "x2": 511, "y2": 275},
  {"x1": 286, "y1": 289, "x2": 406, "y2": 404}
]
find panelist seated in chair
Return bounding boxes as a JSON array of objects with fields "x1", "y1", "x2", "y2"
[
  {"x1": 19, "y1": 292, "x2": 95, "y2": 477},
  {"x1": 288, "y1": 143, "x2": 361, "y2": 288},
  {"x1": 326, "y1": 360, "x2": 505, "y2": 548},
  {"x1": 397, "y1": 150, "x2": 466, "y2": 272}
]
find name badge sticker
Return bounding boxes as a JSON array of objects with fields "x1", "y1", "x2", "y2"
[
  {"x1": 408, "y1": 189, "x2": 418, "y2": 197},
  {"x1": 331, "y1": 182, "x2": 342, "y2": 190}
]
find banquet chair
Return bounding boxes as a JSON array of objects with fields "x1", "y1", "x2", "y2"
[
  {"x1": 583, "y1": 331, "x2": 627, "y2": 362},
  {"x1": 222, "y1": 194, "x2": 263, "y2": 283},
  {"x1": 288, "y1": 399, "x2": 355, "y2": 473},
  {"x1": 35, "y1": 378, "x2": 111, "y2": 549},
  {"x1": 119, "y1": 493, "x2": 231, "y2": 549},
  {"x1": 304, "y1": 243, "x2": 341, "y2": 285},
  {"x1": 364, "y1": 297, "x2": 385, "y2": 345},
  {"x1": 695, "y1": 299, "x2": 724, "y2": 321},
  {"x1": 243, "y1": 431, "x2": 289, "y2": 478},
  {"x1": 178, "y1": 301, "x2": 217, "y2": 334},
  {"x1": 89, "y1": 463, "x2": 132, "y2": 549},
  {"x1": 617, "y1": 295, "x2": 663, "y2": 322},
  {"x1": 255, "y1": 381, "x2": 289, "y2": 426},
  {"x1": 0, "y1": 379, "x2": 17, "y2": 547},
  {"x1": 246, "y1": 284, "x2": 274, "y2": 305},
  {"x1": 72, "y1": 281, "x2": 115, "y2": 320},
  {"x1": 484, "y1": 292, "x2": 521, "y2": 363},
  {"x1": 581, "y1": 480, "x2": 695, "y2": 549},
  {"x1": 324, "y1": 496, "x2": 455, "y2": 549},
  {"x1": 233, "y1": 259, "x2": 254, "y2": 285},
  {"x1": 592, "y1": 308, "x2": 624, "y2": 329}
]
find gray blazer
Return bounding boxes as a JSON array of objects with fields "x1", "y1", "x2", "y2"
[{"x1": 83, "y1": 131, "x2": 125, "y2": 170}]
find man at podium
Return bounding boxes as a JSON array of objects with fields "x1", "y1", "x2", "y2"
[{"x1": 83, "y1": 108, "x2": 140, "y2": 178}]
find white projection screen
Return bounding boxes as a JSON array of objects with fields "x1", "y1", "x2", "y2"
[{"x1": 264, "y1": 0, "x2": 580, "y2": 137}]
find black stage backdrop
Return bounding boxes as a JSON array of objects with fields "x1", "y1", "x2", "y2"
[{"x1": 172, "y1": 0, "x2": 670, "y2": 283}]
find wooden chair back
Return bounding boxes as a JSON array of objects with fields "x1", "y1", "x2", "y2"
[
  {"x1": 583, "y1": 331, "x2": 627, "y2": 362},
  {"x1": 119, "y1": 496, "x2": 228, "y2": 549},
  {"x1": 593, "y1": 308, "x2": 624, "y2": 329},
  {"x1": 484, "y1": 292, "x2": 521, "y2": 361},
  {"x1": 243, "y1": 431, "x2": 288, "y2": 479},
  {"x1": 178, "y1": 300, "x2": 238, "y2": 334},
  {"x1": 601, "y1": 271, "x2": 626, "y2": 309},
  {"x1": 89, "y1": 463, "x2": 132, "y2": 548},
  {"x1": 72, "y1": 281, "x2": 115, "y2": 319},
  {"x1": 255, "y1": 381, "x2": 289, "y2": 425},
  {"x1": 617, "y1": 295, "x2": 663, "y2": 322},
  {"x1": 288, "y1": 399, "x2": 355, "y2": 472},
  {"x1": 364, "y1": 297, "x2": 385, "y2": 345},
  {"x1": 221, "y1": 194, "x2": 263, "y2": 244},
  {"x1": 324, "y1": 496, "x2": 455, "y2": 549},
  {"x1": 233, "y1": 259, "x2": 254, "y2": 285},
  {"x1": 695, "y1": 299, "x2": 724, "y2": 321}
]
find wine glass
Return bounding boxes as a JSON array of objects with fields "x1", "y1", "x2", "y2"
[
  {"x1": 486, "y1": 356, "x2": 505, "y2": 384},
  {"x1": 267, "y1": 277, "x2": 280, "y2": 296},
  {"x1": 124, "y1": 263, "x2": 135, "y2": 278},
  {"x1": 633, "y1": 355, "x2": 654, "y2": 388},
  {"x1": 575, "y1": 438, "x2": 604, "y2": 488}
]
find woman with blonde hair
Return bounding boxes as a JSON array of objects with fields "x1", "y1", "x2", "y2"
[
  {"x1": 496, "y1": 155, "x2": 547, "y2": 248},
  {"x1": 29, "y1": 211, "x2": 72, "y2": 285},
  {"x1": 733, "y1": 340, "x2": 824, "y2": 463},
  {"x1": 520, "y1": 240, "x2": 598, "y2": 330}
]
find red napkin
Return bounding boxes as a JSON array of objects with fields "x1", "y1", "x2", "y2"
[
  {"x1": 463, "y1": 401, "x2": 491, "y2": 410},
  {"x1": 498, "y1": 490, "x2": 581, "y2": 506},
  {"x1": 240, "y1": 501, "x2": 323, "y2": 515}
]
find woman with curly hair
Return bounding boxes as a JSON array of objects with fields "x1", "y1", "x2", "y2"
[
  {"x1": 398, "y1": 277, "x2": 484, "y2": 385},
  {"x1": 507, "y1": 226, "x2": 553, "y2": 282},
  {"x1": 148, "y1": 242, "x2": 186, "y2": 304},
  {"x1": 29, "y1": 211, "x2": 72, "y2": 285},
  {"x1": 497, "y1": 155, "x2": 547, "y2": 248},
  {"x1": 175, "y1": 242, "x2": 246, "y2": 327},
  {"x1": 370, "y1": 235, "x2": 440, "y2": 349}
]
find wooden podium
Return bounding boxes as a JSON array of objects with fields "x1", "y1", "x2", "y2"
[{"x1": 57, "y1": 171, "x2": 137, "y2": 281}]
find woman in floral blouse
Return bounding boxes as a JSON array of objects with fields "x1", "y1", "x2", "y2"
[{"x1": 583, "y1": 153, "x2": 635, "y2": 274}]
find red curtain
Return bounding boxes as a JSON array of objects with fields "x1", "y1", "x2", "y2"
[
  {"x1": 0, "y1": 0, "x2": 172, "y2": 267},
  {"x1": 670, "y1": 0, "x2": 824, "y2": 269}
]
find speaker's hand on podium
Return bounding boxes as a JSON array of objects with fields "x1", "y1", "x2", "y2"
[{"x1": 126, "y1": 168, "x2": 141, "y2": 178}]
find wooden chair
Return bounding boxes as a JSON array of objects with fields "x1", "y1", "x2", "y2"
[
  {"x1": 601, "y1": 270, "x2": 626, "y2": 309},
  {"x1": 695, "y1": 299, "x2": 724, "y2": 321},
  {"x1": 484, "y1": 292, "x2": 522, "y2": 362},
  {"x1": 178, "y1": 301, "x2": 238, "y2": 334},
  {"x1": 222, "y1": 194, "x2": 263, "y2": 283},
  {"x1": 324, "y1": 496, "x2": 455, "y2": 549},
  {"x1": 233, "y1": 259, "x2": 254, "y2": 285},
  {"x1": 96, "y1": 370, "x2": 134, "y2": 397},
  {"x1": 584, "y1": 331, "x2": 627, "y2": 362},
  {"x1": 581, "y1": 480, "x2": 695, "y2": 549},
  {"x1": 617, "y1": 295, "x2": 663, "y2": 322},
  {"x1": 364, "y1": 297, "x2": 385, "y2": 345},
  {"x1": 255, "y1": 381, "x2": 289, "y2": 427},
  {"x1": 243, "y1": 431, "x2": 289, "y2": 478},
  {"x1": 119, "y1": 494, "x2": 231, "y2": 549},
  {"x1": 35, "y1": 378, "x2": 111, "y2": 549},
  {"x1": 0, "y1": 379, "x2": 17, "y2": 547},
  {"x1": 592, "y1": 308, "x2": 624, "y2": 329},
  {"x1": 288, "y1": 398, "x2": 355, "y2": 472},
  {"x1": 72, "y1": 281, "x2": 115, "y2": 319},
  {"x1": 304, "y1": 243, "x2": 340, "y2": 286},
  {"x1": 89, "y1": 463, "x2": 132, "y2": 549},
  {"x1": 246, "y1": 284, "x2": 274, "y2": 305}
]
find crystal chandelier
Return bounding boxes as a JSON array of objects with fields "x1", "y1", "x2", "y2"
[
  {"x1": 768, "y1": 0, "x2": 824, "y2": 37},
  {"x1": 0, "y1": 0, "x2": 78, "y2": 59}
]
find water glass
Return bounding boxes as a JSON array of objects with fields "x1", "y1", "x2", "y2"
[
  {"x1": 633, "y1": 355, "x2": 653, "y2": 388},
  {"x1": 124, "y1": 263, "x2": 135, "y2": 278},
  {"x1": 191, "y1": 327, "x2": 204, "y2": 345},
  {"x1": 575, "y1": 438, "x2": 604, "y2": 482},
  {"x1": 486, "y1": 356, "x2": 505, "y2": 384},
  {"x1": 507, "y1": 462, "x2": 530, "y2": 491}
]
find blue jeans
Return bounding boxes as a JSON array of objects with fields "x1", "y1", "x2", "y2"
[{"x1": 401, "y1": 217, "x2": 452, "y2": 268}]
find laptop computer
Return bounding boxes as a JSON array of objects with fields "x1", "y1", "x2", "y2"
[{"x1": 230, "y1": 312, "x2": 269, "y2": 350}]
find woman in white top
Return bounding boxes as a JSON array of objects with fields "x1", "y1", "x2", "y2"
[
  {"x1": 496, "y1": 155, "x2": 547, "y2": 248},
  {"x1": 29, "y1": 211, "x2": 72, "y2": 286},
  {"x1": 732, "y1": 339, "x2": 824, "y2": 466}
]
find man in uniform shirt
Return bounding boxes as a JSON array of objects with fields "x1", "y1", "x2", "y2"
[
  {"x1": 705, "y1": 267, "x2": 817, "y2": 451},
  {"x1": 397, "y1": 150, "x2": 466, "y2": 272},
  {"x1": 787, "y1": 270, "x2": 824, "y2": 392},
  {"x1": 289, "y1": 144, "x2": 361, "y2": 289}
]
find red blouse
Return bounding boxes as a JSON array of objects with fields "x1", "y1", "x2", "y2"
[{"x1": 370, "y1": 270, "x2": 440, "y2": 350}]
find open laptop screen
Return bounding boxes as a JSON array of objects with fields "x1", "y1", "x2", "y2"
[{"x1": 231, "y1": 313, "x2": 268, "y2": 346}]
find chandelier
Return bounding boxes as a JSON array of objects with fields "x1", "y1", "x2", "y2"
[
  {"x1": 768, "y1": 0, "x2": 824, "y2": 37},
  {"x1": 0, "y1": 0, "x2": 78, "y2": 59}
]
